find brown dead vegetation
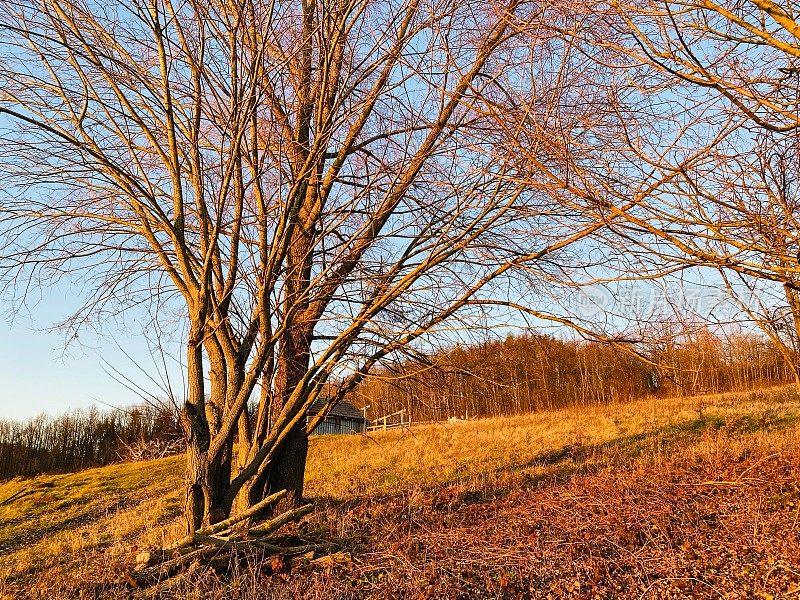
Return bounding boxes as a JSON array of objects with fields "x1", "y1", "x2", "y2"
[{"x1": 2, "y1": 389, "x2": 800, "y2": 599}]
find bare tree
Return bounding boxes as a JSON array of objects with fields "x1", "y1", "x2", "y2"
[
  {"x1": 614, "y1": 0, "x2": 800, "y2": 133},
  {"x1": 500, "y1": 0, "x2": 800, "y2": 378},
  {"x1": 0, "y1": 0, "x2": 603, "y2": 533},
  {"x1": 609, "y1": 0, "x2": 800, "y2": 367}
]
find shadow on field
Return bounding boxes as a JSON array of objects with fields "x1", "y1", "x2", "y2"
[
  {"x1": 309, "y1": 406, "x2": 800, "y2": 551},
  {"x1": 0, "y1": 495, "x2": 139, "y2": 559},
  {"x1": 496, "y1": 407, "x2": 800, "y2": 487}
]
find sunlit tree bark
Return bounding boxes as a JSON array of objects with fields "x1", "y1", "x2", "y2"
[{"x1": 0, "y1": 0, "x2": 607, "y2": 533}]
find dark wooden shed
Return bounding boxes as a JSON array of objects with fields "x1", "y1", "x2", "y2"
[{"x1": 306, "y1": 398, "x2": 368, "y2": 435}]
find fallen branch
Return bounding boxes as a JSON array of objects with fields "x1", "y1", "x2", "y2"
[
  {"x1": 254, "y1": 541, "x2": 334, "y2": 555},
  {"x1": 129, "y1": 545, "x2": 222, "y2": 588},
  {"x1": 128, "y1": 493, "x2": 326, "y2": 588},
  {"x1": 168, "y1": 489, "x2": 287, "y2": 551},
  {"x1": 248, "y1": 503, "x2": 314, "y2": 537},
  {"x1": 192, "y1": 533, "x2": 232, "y2": 547}
]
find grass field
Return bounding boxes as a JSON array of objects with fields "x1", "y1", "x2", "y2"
[{"x1": 2, "y1": 387, "x2": 800, "y2": 598}]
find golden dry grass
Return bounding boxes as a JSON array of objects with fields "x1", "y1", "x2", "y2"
[
  {"x1": 306, "y1": 386, "x2": 800, "y2": 498},
  {"x1": 1, "y1": 386, "x2": 800, "y2": 599}
]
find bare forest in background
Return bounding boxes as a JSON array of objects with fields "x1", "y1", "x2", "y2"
[
  {"x1": 4, "y1": 327, "x2": 794, "y2": 481},
  {"x1": 352, "y1": 330, "x2": 797, "y2": 422},
  {"x1": 0, "y1": 404, "x2": 182, "y2": 481}
]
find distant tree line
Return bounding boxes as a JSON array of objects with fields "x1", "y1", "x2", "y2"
[
  {"x1": 4, "y1": 329, "x2": 793, "y2": 480},
  {"x1": 0, "y1": 404, "x2": 182, "y2": 480},
  {"x1": 352, "y1": 330, "x2": 796, "y2": 422}
]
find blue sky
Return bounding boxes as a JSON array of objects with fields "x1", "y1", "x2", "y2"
[
  {"x1": 0, "y1": 320, "x2": 133, "y2": 419},
  {"x1": 0, "y1": 281, "x2": 185, "y2": 420},
  {"x1": 0, "y1": 267, "x2": 752, "y2": 421}
]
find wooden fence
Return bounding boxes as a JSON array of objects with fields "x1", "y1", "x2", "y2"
[{"x1": 366, "y1": 409, "x2": 410, "y2": 432}]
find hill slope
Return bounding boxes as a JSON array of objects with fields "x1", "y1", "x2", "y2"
[{"x1": 2, "y1": 388, "x2": 800, "y2": 598}]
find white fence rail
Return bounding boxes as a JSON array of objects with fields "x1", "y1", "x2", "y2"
[{"x1": 365, "y1": 409, "x2": 410, "y2": 432}]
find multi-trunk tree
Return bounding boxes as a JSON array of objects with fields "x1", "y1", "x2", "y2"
[{"x1": 0, "y1": 0, "x2": 608, "y2": 533}]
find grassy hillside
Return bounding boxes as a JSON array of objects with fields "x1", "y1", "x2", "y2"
[{"x1": 2, "y1": 387, "x2": 800, "y2": 598}]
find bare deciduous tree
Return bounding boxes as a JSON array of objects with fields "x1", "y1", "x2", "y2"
[
  {"x1": 614, "y1": 0, "x2": 800, "y2": 365},
  {"x1": 524, "y1": 0, "x2": 800, "y2": 377},
  {"x1": 0, "y1": 0, "x2": 603, "y2": 533}
]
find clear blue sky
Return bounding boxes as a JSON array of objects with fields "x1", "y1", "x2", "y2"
[
  {"x1": 0, "y1": 271, "x2": 743, "y2": 421},
  {"x1": 1, "y1": 322, "x2": 132, "y2": 419},
  {"x1": 0, "y1": 281, "x2": 185, "y2": 420}
]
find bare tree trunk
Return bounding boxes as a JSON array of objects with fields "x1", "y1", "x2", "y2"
[
  {"x1": 253, "y1": 329, "x2": 314, "y2": 510},
  {"x1": 182, "y1": 317, "x2": 233, "y2": 529},
  {"x1": 247, "y1": 200, "x2": 316, "y2": 509},
  {"x1": 182, "y1": 320, "x2": 209, "y2": 533},
  {"x1": 183, "y1": 409, "x2": 208, "y2": 533},
  {"x1": 266, "y1": 424, "x2": 308, "y2": 506},
  {"x1": 184, "y1": 415, "x2": 233, "y2": 530}
]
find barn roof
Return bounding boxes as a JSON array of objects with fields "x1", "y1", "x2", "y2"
[{"x1": 307, "y1": 398, "x2": 365, "y2": 421}]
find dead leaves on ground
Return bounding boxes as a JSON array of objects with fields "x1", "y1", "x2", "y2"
[{"x1": 296, "y1": 430, "x2": 800, "y2": 599}]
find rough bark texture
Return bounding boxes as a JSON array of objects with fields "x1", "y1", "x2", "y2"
[
  {"x1": 183, "y1": 407, "x2": 209, "y2": 534},
  {"x1": 266, "y1": 424, "x2": 309, "y2": 508}
]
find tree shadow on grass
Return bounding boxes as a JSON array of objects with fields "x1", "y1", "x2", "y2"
[
  {"x1": 482, "y1": 408, "x2": 800, "y2": 492},
  {"x1": 309, "y1": 406, "x2": 800, "y2": 548},
  {"x1": 531, "y1": 408, "x2": 795, "y2": 465}
]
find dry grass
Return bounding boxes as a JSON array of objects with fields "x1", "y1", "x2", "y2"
[
  {"x1": 2, "y1": 386, "x2": 800, "y2": 598},
  {"x1": 305, "y1": 387, "x2": 800, "y2": 499}
]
